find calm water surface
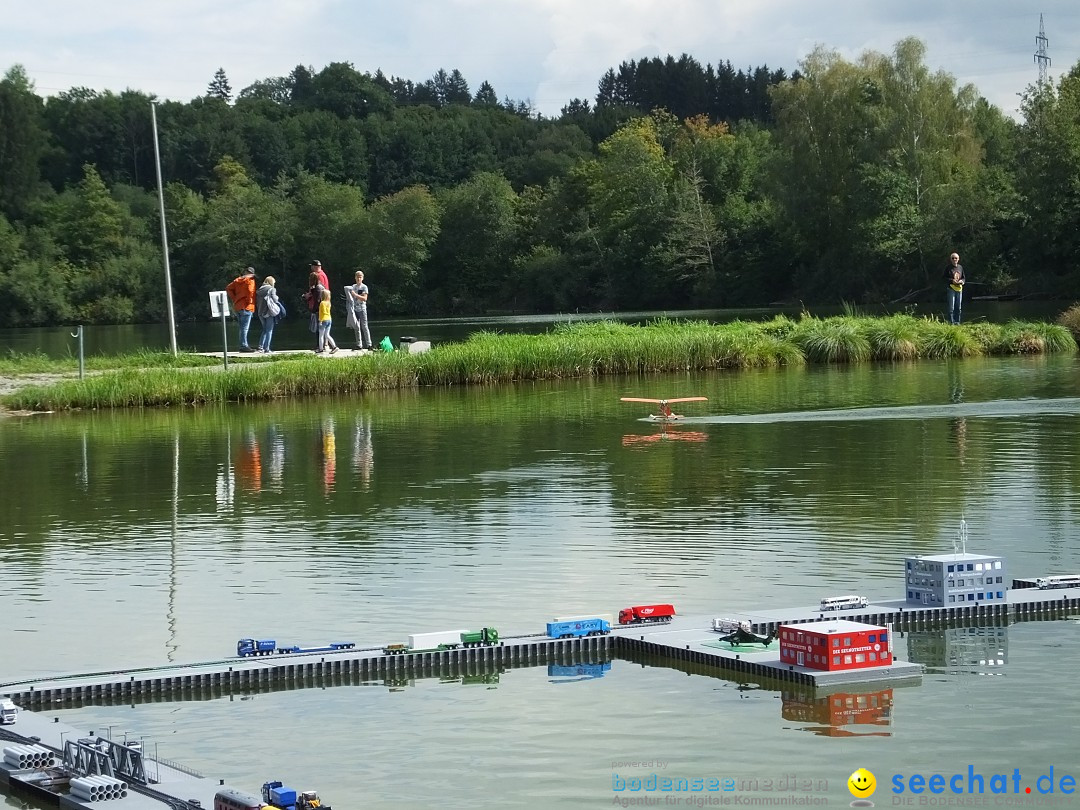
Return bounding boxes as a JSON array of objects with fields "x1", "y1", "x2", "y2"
[
  {"x1": 2, "y1": 354, "x2": 1080, "y2": 808},
  {"x1": 0, "y1": 301, "x2": 1070, "y2": 358}
]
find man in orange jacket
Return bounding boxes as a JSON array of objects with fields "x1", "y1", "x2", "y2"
[{"x1": 226, "y1": 267, "x2": 257, "y2": 351}]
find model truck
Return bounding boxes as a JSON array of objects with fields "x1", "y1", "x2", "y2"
[
  {"x1": 262, "y1": 781, "x2": 331, "y2": 810},
  {"x1": 237, "y1": 639, "x2": 277, "y2": 657},
  {"x1": 237, "y1": 639, "x2": 356, "y2": 657},
  {"x1": 0, "y1": 698, "x2": 18, "y2": 724},
  {"x1": 618, "y1": 604, "x2": 676, "y2": 625}
]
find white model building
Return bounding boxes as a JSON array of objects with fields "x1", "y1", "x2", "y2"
[{"x1": 904, "y1": 551, "x2": 1007, "y2": 606}]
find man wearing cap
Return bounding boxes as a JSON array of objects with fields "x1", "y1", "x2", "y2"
[
  {"x1": 311, "y1": 260, "x2": 329, "y2": 290},
  {"x1": 226, "y1": 266, "x2": 257, "y2": 352}
]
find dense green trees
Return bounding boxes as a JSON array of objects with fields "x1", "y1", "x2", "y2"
[
  {"x1": 1014, "y1": 64, "x2": 1080, "y2": 295},
  {"x1": 769, "y1": 39, "x2": 994, "y2": 300},
  {"x1": 0, "y1": 38, "x2": 1078, "y2": 328},
  {"x1": 0, "y1": 67, "x2": 47, "y2": 219}
]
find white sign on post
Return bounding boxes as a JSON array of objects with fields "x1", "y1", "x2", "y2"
[{"x1": 208, "y1": 291, "x2": 231, "y2": 319}]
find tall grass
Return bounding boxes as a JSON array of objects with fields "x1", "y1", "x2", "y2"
[
  {"x1": 1056, "y1": 302, "x2": 1080, "y2": 342},
  {"x1": 3, "y1": 315, "x2": 1074, "y2": 411},
  {"x1": 791, "y1": 316, "x2": 871, "y2": 362}
]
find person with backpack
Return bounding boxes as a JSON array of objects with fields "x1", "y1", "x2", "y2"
[
  {"x1": 256, "y1": 275, "x2": 282, "y2": 353},
  {"x1": 303, "y1": 270, "x2": 327, "y2": 349},
  {"x1": 225, "y1": 266, "x2": 257, "y2": 352}
]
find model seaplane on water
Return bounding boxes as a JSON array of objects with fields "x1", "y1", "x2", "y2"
[{"x1": 620, "y1": 396, "x2": 708, "y2": 421}]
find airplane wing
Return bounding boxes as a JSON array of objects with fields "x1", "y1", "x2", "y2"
[{"x1": 620, "y1": 396, "x2": 707, "y2": 404}]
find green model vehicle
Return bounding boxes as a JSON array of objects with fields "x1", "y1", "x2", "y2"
[{"x1": 460, "y1": 627, "x2": 500, "y2": 647}]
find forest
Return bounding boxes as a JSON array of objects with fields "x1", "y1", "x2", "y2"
[{"x1": 1, "y1": 37, "x2": 1079, "y2": 327}]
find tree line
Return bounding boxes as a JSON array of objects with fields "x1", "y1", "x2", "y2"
[{"x1": 0, "y1": 37, "x2": 1078, "y2": 328}]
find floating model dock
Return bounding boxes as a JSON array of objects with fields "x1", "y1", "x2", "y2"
[
  {"x1": 1, "y1": 710, "x2": 214, "y2": 809},
  {"x1": 4, "y1": 586, "x2": 1078, "y2": 709},
  {"x1": 2, "y1": 586, "x2": 1077, "y2": 809}
]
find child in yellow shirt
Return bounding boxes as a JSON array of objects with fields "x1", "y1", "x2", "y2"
[{"x1": 316, "y1": 289, "x2": 339, "y2": 354}]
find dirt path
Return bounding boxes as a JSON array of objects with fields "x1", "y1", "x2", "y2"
[
  {"x1": 0, "y1": 373, "x2": 84, "y2": 396},
  {"x1": 0, "y1": 372, "x2": 88, "y2": 416}
]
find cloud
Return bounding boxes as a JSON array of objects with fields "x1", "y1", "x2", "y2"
[{"x1": 2, "y1": 0, "x2": 1078, "y2": 119}]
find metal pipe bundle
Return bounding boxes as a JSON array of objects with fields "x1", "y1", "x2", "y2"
[
  {"x1": 69, "y1": 774, "x2": 127, "y2": 802},
  {"x1": 3, "y1": 744, "x2": 55, "y2": 769}
]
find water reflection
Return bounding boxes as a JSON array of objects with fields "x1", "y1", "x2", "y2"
[
  {"x1": 948, "y1": 360, "x2": 967, "y2": 466},
  {"x1": 352, "y1": 414, "x2": 373, "y2": 490},
  {"x1": 237, "y1": 426, "x2": 262, "y2": 493},
  {"x1": 319, "y1": 417, "x2": 336, "y2": 494},
  {"x1": 621, "y1": 427, "x2": 708, "y2": 447},
  {"x1": 548, "y1": 661, "x2": 612, "y2": 682},
  {"x1": 904, "y1": 625, "x2": 1009, "y2": 672},
  {"x1": 215, "y1": 427, "x2": 235, "y2": 512},
  {"x1": 781, "y1": 688, "x2": 893, "y2": 737},
  {"x1": 266, "y1": 424, "x2": 285, "y2": 491}
]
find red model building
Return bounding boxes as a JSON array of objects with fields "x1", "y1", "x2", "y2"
[{"x1": 778, "y1": 619, "x2": 891, "y2": 672}]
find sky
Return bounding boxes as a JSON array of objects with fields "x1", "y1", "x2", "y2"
[{"x1": 3, "y1": 0, "x2": 1079, "y2": 119}]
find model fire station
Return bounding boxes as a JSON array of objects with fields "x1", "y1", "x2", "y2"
[{"x1": 778, "y1": 619, "x2": 892, "y2": 672}]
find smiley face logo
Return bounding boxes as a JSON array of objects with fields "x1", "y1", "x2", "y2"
[{"x1": 847, "y1": 768, "x2": 877, "y2": 799}]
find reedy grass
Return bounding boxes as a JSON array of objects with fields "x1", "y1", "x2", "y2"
[
  {"x1": 1056, "y1": 302, "x2": 1080, "y2": 342},
  {"x1": 2, "y1": 315, "x2": 1074, "y2": 411},
  {"x1": 791, "y1": 316, "x2": 871, "y2": 363},
  {"x1": 998, "y1": 319, "x2": 1076, "y2": 354},
  {"x1": 864, "y1": 314, "x2": 921, "y2": 360}
]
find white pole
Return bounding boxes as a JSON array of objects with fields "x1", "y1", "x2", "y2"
[{"x1": 151, "y1": 101, "x2": 179, "y2": 357}]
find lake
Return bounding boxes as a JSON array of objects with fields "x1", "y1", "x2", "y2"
[
  {"x1": 0, "y1": 300, "x2": 1071, "y2": 358},
  {"x1": 2, "y1": 347, "x2": 1080, "y2": 808}
]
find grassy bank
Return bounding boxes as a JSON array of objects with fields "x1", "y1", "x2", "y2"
[
  {"x1": 2, "y1": 314, "x2": 1075, "y2": 412},
  {"x1": 0, "y1": 347, "x2": 224, "y2": 376}
]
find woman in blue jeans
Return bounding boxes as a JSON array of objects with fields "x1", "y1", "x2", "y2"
[{"x1": 256, "y1": 276, "x2": 281, "y2": 353}]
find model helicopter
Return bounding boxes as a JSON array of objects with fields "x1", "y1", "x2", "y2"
[
  {"x1": 712, "y1": 618, "x2": 775, "y2": 647},
  {"x1": 620, "y1": 396, "x2": 708, "y2": 421}
]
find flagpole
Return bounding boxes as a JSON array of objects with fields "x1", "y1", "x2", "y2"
[{"x1": 151, "y1": 100, "x2": 178, "y2": 357}]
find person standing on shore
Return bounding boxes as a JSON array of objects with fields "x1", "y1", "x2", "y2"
[
  {"x1": 349, "y1": 270, "x2": 374, "y2": 351},
  {"x1": 945, "y1": 252, "x2": 965, "y2": 325},
  {"x1": 226, "y1": 267, "x2": 257, "y2": 352},
  {"x1": 316, "y1": 288, "x2": 339, "y2": 354},
  {"x1": 303, "y1": 271, "x2": 327, "y2": 350},
  {"x1": 256, "y1": 275, "x2": 281, "y2": 353},
  {"x1": 311, "y1": 259, "x2": 329, "y2": 290}
]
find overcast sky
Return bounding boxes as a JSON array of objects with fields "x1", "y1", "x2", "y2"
[{"x1": 4, "y1": 0, "x2": 1079, "y2": 119}]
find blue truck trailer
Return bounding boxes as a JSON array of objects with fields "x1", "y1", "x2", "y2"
[{"x1": 546, "y1": 617, "x2": 611, "y2": 639}]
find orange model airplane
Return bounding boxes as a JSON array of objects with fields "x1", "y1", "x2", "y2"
[{"x1": 620, "y1": 396, "x2": 708, "y2": 421}]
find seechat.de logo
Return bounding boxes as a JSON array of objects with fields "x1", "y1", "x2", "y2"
[{"x1": 848, "y1": 768, "x2": 877, "y2": 806}]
